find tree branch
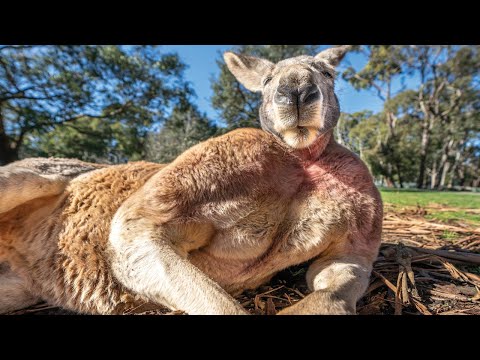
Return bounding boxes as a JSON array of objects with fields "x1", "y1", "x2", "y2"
[
  {"x1": 351, "y1": 74, "x2": 386, "y2": 102},
  {"x1": 0, "y1": 45, "x2": 35, "y2": 53},
  {"x1": 0, "y1": 57, "x2": 21, "y2": 92},
  {"x1": 0, "y1": 86, "x2": 47, "y2": 102},
  {"x1": 21, "y1": 101, "x2": 134, "y2": 136},
  {"x1": 56, "y1": 101, "x2": 134, "y2": 125},
  {"x1": 234, "y1": 81, "x2": 257, "y2": 119},
  {"x1": 63, "y1": 124, "x2": 106, "y2": 138}
]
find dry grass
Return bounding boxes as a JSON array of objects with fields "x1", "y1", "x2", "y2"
[{"x1": 8, "y1": 205, "x2": 480, "y2": 315}]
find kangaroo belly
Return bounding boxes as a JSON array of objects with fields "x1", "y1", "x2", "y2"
[{"x1": 189, "y1": 187, "x2": 349, "y2": 294}]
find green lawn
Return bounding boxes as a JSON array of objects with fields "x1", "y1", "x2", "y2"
[{"x1": 380, "y1": 188, "x2": 480, "y2": 226}]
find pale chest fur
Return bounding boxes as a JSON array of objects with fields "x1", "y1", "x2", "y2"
[{"x1": 189, "y1": 156, "x2": 372, "y2": 293}]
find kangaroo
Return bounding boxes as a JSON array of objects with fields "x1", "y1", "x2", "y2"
[{"x1": 0, "y1": 46, "x2": 382, "y2": 315}]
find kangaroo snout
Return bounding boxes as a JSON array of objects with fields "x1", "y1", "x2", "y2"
[{"x1": 274, "y1": 84, "x2": 320, "y2": 107}]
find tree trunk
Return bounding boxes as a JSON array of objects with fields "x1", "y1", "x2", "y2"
[
  {"x1": 336, "y1": 117, "x2": 344, "y2": 146},
  {"x1": 384, "y1": 177, "x2": 395, "y2": 188},
  {"x1": 0, "y1": 145, "x2": 18, "y2": 165},
  {"x1": 437, "y1": 138, "x2": 454, "y2": 190},
  {"x1": 417, "y1": 123, "x2": 430, "y2": 189},
  {"x1": 458, "y1": 164, "x2": 466, "y2": 187},
  {"x1": 439, "y1": 161, "x2": 450, "y2": 190},
  {"x1": 416, "y1": 68, "x2": 441, "y2": 189},
  {"x1": 472, "y1": 176, "x2": 480, "y2": 189},
  {"x1": 395, "y1": 162, "x2": 404, "y2": 188},
  {"x1": 472, "y1": 159, "x2": 480, "y2": 188},
  {"x1": 0, "y1": 113, "x2": 19, "y2": 165},
  {"x1": 447, "y1": 167, "x2": 457, "y2": 189},
  {"x1": 386, "y1": 163, "x2": 397, "y2": 188},
  {"x1": 386, "y1": 111, "x2": 402, "y2": 187},
  {"x1": 430, "y1": 158, "x2": 438, "y2": 190},
  {"x1": 447, "y1": 137, "x2": 466, "y2": 189}
]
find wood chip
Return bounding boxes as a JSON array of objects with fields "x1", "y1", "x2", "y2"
[
  {"x1": 414, "y1": 248, "x2": 480, "y2": 265},
  {"x1": 410, "y1": 297, "x2": 432, "y2": 315},
  {"x1": 265, "y1": 298, "x2": 277, "y2": 315}
]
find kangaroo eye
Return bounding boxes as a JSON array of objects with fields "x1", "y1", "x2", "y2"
[
  {"x1": 322, "y1": 71, "x2": 333, "y2": 79},
  {"x1": 263, "y1": 77, "x2": 272, "y2": 86}
]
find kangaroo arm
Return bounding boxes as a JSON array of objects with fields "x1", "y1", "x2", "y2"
[
  {"x1": 278, "y1": 254, "x2": 373, "y2": 315},
  {"x1": 108, "y1": 207, "x2": 247, "y2": 315}
]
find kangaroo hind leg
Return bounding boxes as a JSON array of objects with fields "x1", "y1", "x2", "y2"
[
  {"x1": 0, "y1": 167, "x2": 67, "y2": 215},
  {"x1": 0, "y1": 263, "x2": 41, "y2": 314}
]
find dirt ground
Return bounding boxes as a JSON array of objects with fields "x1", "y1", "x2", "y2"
[{"x1": 8, "y1": 204, "x2": 480, "y2": 315}]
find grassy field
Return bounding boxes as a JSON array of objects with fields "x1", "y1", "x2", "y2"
[{"x1": 380, "y1": 188, "x2": 480, "y2": 226}]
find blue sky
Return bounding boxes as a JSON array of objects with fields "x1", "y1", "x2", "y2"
[{"x1": 161, "y1": 45, "x2": 387, "y2": 123}]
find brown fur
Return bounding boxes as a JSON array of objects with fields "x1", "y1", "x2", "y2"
[{"x1": 0, "y1": 46, "x2": 382, "y2": 314}]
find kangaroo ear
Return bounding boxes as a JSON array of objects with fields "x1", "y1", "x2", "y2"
[
  {"x1": 314, "y1": 45, "x2": 352, "y2": 67},
  {"x1": 224, "y1": 52, "x2": 274, "y2": 92}
]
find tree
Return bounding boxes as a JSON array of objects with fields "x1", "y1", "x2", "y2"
[
  {"x1": 0, "y1": 45, "x2": 191, "y2": 164},
  {"x1": 415, "y1": 46, "x2": 478, "y2": 189},
  {"x1": 342, "y1": 45, "x2": 408, "y2": 186},
  {"x1": 336, "y1": 110, "x2": 373, "y2": 156},
  {"x1": 211, "y1": 45, "x2": 321, "y2": 129},
  {"x1": 145, "y1": 100, "x2": 217, "y2": 163},
  {"x1": 389, "y1": 45, "x2": 480, "y2": 188},
  {"x1": 338, "y1": 110, "x2": 418, "y2": 187},
  {"x1": 20, "y1": 116, "x2": 118, "y2": 163},
  {"x1": 343, "y1": 45, "x2": 480, "y2": 189}
]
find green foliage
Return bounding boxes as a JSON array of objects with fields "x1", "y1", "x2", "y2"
[
  {"x1": 0, "y1": 45, "x2": 191, "y2": 164},
  {"x1": 21, "y1": 117, "x2": 115, "y2": 162},
  {"x1": 343, "y1": 45, "x2": 480, "y2": 189},
  {"x1": 2, "y1": 44, "x2": 478, "y2": 194},
  {"x1": 211, "y1": 45, "x2": 321, "y2": 129},
  {"x1": 343, "y1": 45, "x2": 405, "y2": 97},
  {"x1": 336, "y1": 111, "x2": 376, "y2": 154},
  {"x1": 145, "y1": 101, "x2": 217, "y2": 163}
]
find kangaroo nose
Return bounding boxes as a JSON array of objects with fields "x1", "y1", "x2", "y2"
[
  {"x1": 300, "y1": 84, "x2": 320, "y2": 104},
  {"x1": 274, "y1": 84, "x2": 319, "y2": 106},
  {"x1": 274, "y1": 85, "x2": 298, "y2": 105}
]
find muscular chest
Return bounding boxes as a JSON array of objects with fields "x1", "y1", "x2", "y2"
[
  {"x1": 189, "y1": 181, "x2": 352, "y2": 293},
  {"x1": 188, "y1": 152, "x2": 378, "y2": 293},
  {"x1": 200, "y1": 161, "x2": 354, "y2": 262}
]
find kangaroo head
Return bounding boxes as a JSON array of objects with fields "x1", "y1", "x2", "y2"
[{"x1": 224, "y1": 46, "x2": 350, "y2": 149}]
